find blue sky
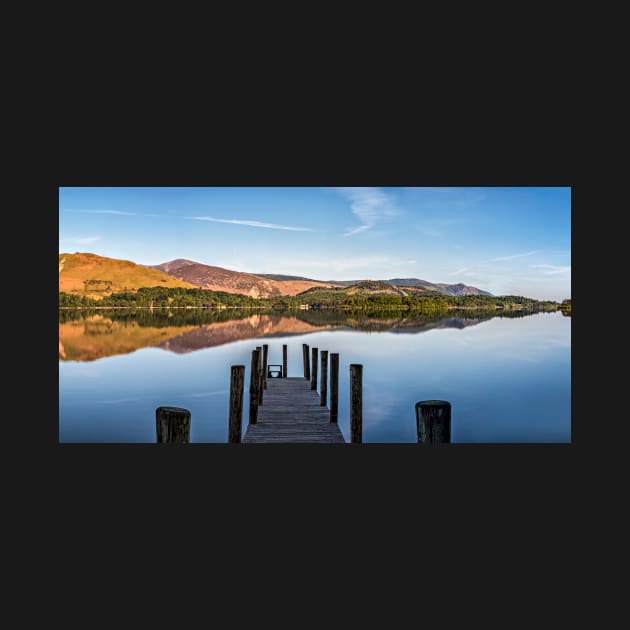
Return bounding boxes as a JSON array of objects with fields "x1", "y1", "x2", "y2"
[{"x1": 59, "y1": 187, "x2": 571, "y2": 300}]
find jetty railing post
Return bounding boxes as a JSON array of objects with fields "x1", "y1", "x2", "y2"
[
  {"x1": 283, "y1": 344, "x2": 288, "y2": 378},
  {"x1": 415, "y1": 400, "x2": 451, "y2": 444},
  {"x1": 350, "y1": 364, "x2": 363, "y2": 443},
  {"x1": 320, "y1": 350, "x2": 328, "y2": 406},
  {"x1": 156, "y1": 406, "x2": 191, "y2": 443},
  {"x1": 330, "y1": 353, "x2": 339, "y2": 422},
  {"x1": 262, "y1": 344, "x2": 269, "y2": 390},
  {"x1": 303, "y1": 343, "x2": 310, "y2": 379},
  {"x1": 249, "y1": 349, "x2": 260, "y2": 424},
  {"x1": 256, "y1": 345, "x2": 264, "y2": 405},
  {"x1": 311, "y1": 347, "x2": 318, "y2": 390},
  {"x1": 228, "y1": 365, "x2": 245, "y2": 443}
]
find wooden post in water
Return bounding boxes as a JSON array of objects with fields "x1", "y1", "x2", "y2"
[
  {"x1": 262, "y1": 344, "x2": 269, "y2": 390},
  {"x1": 256, "y1": 346, "x2": 264, "y2": 405},
  {"x1": 156, "y1": 406, "x2": 191, "y2": 443},
  {"x1": 249, "y1": 349, "x2": 260, "y2": 424},
  {"x1": 311, "y1": 347, "x2": 318, "y2": 391},
  {"x1": 303, "y1": 343, "x2": 310, "y2": 379},
  {"x1": 282, "y1": 344, "x2": 288, "y2": 378},
  {"x1": 320, "y1": 350, "x2": 328, "y2": 406},
  {"x1": 350, "y1": 364, "x2": 362, "y2": 443},
  {"x1": 330, "y1": 353, "x2": 339, "y2": 423},
  {"x1": 415, "y1": 400, "x2": 451, "y2": 444},
  {"x1": 228, "y1": 365, "x2": 245, "y2": 443}
]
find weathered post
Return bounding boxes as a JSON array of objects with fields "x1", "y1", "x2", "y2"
[
  {"x1": 262, "y1": 344, "x2": 269, "y2": 390},
  {"x1": 330, "y1": 353, "x2": 339, "y2": 423},
  {"x1": 311, "y1": 347, "x2": 318, "y2": 390},
  {"x1": 415, "y1": 400, "x2": 451, "y2": 444},
  {"x1": 256, "y1": 345, "x2": 263, "y2": 405},
  {"x1": 249, "y1": 349, "x2": 260, "y2": 424},
  {"x1": 320, "y1": 350, "x2": 328, "y2": 406},
  {"x1": 282, "y1": 344, "x2": 288, "y2": 378},
  {"x1": 303, "y1": 343, "x2": 310, "y2": 379},
  {"x1": 350, "y1": 364, "x2": 362, "y2": 443},
  {"x1": 228, "y1": 365, "x2": 245, "y2": 443},
  {"x1": 156, "y1": 406, "x2": 191, "y2": 443}
]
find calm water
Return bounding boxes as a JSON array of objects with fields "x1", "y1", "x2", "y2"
[{"x1": 58, "y1": 309, "x2": 571, "y2": 443}]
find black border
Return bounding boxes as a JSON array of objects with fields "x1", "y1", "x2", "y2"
[{"x1": 28, "y1": 112, "x2": 584, "y2": 562}]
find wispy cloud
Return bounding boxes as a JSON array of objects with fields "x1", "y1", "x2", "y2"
[
  {"x1": 187, "y1": 216, "x2": 316, "y2": 232},
  {"x1": 450, "y1": 266, "x2": 470, "y2": 276},
  {"x1": 60, "y1": 235, "x2": 100, "y2": 244},
  {"x1": 531, "y1": 264, "x2": 571, "y2": 275},
  {"x1": 64, "y1": 209, "x2": 137, "y2": 216},
  {"x1": 334, "y1": 187, "x2": 399, "y2": 237},
  {"x1": 449, "y1": 251, "x2": 540, "y2": 275},
  {"x1": 486, "y1": 250, "x2": 539, "y2": 263},
  {"x1": 289, "y1": 255, "x2": 417, "y2": 275}
]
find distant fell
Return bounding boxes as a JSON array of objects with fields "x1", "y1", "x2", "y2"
[
  {"x1": 153, "y1": 259, "x2": 337, "y2": 298},
  {"x1": 59, "y1": 252, "x2": 195, "y2": 299},
  {"x1": 151, "y1": 259, "x2": 198, "y2": 274}
]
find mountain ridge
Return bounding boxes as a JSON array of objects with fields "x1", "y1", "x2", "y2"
[{"x1": 59, "y1": 253, "x2": 494, "y2": 298}]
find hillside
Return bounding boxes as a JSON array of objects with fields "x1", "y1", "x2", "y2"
[
  {"x1": 151, "y1": 259, "x2": 199, "y2": 274},
  {"x1": 58, "y1": 253, "x2": 494, "y2": 301},
  {"x1": 388, "y1": 278, "x2": 491, "y2": 296},
  {"x1": 346, "y1": 280, "x2": 409, "y2": 296},
  {"x1": 152, "y1": 259, "x2": 338, "y2": 298},
  {"x1": 433, "y1": 282, "x2": 493, "y2": 297},
  {"x1": 59, "y1": 253, "x2": 195, "y2": 299}
]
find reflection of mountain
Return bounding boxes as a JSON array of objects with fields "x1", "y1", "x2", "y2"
[
  {"x1": 159, "y1": 315, "x2": 334, "y2": 353},
  {"x1": 390, "y1": 316, "x2": 492, "y2": 334},
  {"x1": 59, "y1": 309, "x2": 503, "y2": 361},
  {"x1": 59, "y1": 315, "x2": 198, "y2": 361}
]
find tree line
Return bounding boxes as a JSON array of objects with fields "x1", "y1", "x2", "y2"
[{"x1": 59, "y1": 286, "x2": 560, "y2": 312}]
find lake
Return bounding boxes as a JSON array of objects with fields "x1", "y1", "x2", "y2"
[{"x1": 58, "y1": 308, "x2": 571, "y2": 443}]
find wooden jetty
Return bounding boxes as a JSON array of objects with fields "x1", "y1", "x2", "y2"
[
  {"x1": 155, "y1": 342, "x2": 452, "y2": 444},
  {"x1": 242, "y1": 377, "x2": 345, "y2": 443}
]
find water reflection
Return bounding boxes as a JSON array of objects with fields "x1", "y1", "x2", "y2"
[{"x1": 59, "y1": 307, "x2": 544, "y2": 362}]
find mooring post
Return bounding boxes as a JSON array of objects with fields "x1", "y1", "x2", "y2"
[
  {"x1": 311, "y1": 347, "x2": 318, "y2": 390},
  {"x1": 283, "y1": 344, "x2": 288, "y2": 378},
  {"x1": 415, "y1": 400, "x2": 451, "y2": 444},
  {"x1": 156, "y1": 406, "x2": 191, "y2": 444},
  {"x1": 228, "y1": 365, "x2": 245, "y2": 443},
  {"x1": 256, "y1": 345, "x2": 263, "y2": 405},
  {"x1": 350, "y1": 364, "x2": 363, "y2": 443},
  {"x1": 262, "y1": 344, "x2": 269, "y2": 390},
  {"x1": 303, "y1": 343, "x2": 310, "y2": 379},
  {"x1": 249, "y1": 348, "x2": 260, "y2": 424},
  {"x1": 330, "y1": 353, "x2": 339, "y2": 423},
  {"x1": 320, "y1": 350, "x2": 328, "y2": 406}
]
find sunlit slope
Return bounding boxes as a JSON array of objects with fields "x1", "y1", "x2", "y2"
[{"x1": 59, "y1": 252, "x2": 196, "y2": 298}]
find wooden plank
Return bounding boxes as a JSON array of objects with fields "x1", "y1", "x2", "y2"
[{"x1": 243, "y1": 377, "x2": 345, "y2": 443}]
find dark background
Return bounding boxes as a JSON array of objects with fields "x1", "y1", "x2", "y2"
[{"x1": 18, "y1": 66, "x2": 593, "y2": 621}]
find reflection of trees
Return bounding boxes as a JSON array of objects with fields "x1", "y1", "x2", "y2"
[
  {"x1": 59, "y1": 307, "x2": 554, "y2": 361},
  {"x1": 58, "y1": 308, "x2": 256, "y2": 327}
]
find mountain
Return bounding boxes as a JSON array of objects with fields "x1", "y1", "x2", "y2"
[
  {"x1": 320, "y1": 278, "x2": 491, "y2": 296},
  {"x1": 152, "y1": 259, "x2": 199, "y2": 274},
  {"x1": 59, "y1": 253, "x2": 493, "y2": 299},
  {"x1": 432, "y1": 283, "x2": 493, "y2": 296},
  {"x1": 346, "y1": 280, "x2": 409, "y2": 296},
  {"x1": 387, "y1": 278, "x2": 440, "y2": 289},
  {"x1": 59, "y1": 252, "x2": 195, "y2": 298},
  {"x1": 254, "y1": 273, "x2": 332, "y2": 283},
  {"x1": 151, "y1": 259, "x2": 337, "y2": 298},
  {"x1": 390, "y1": 278, "x2": 491, "y2": 296}
]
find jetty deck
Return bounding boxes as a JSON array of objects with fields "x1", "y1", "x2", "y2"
[{"x1": 243, "y1": 377, "x2": 345, "y2": 443}]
